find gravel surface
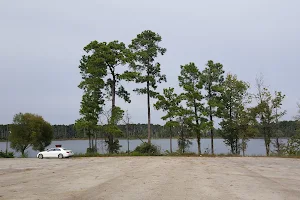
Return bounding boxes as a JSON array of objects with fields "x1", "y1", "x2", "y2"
[{"x1": 0, "y1": 157, "x2": 299, "y2": 200}]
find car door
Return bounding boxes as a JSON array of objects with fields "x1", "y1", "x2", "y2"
[
  {"x1": 55, "y1": 148, "x2": 62, "y2": 157},
  {"x1": 48, "y1": 148, "x2": 58, "y2": 158},
  {"x1": 43, "y1": 148, "x2": 53, "y2": 158},
  {"x1": 50, "y1": 149, "x2": 59, "y2": 158}
]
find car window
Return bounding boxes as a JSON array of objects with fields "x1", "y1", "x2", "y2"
[{"x1": 56, "y1": 149, "x2": 61, "y2": 151}]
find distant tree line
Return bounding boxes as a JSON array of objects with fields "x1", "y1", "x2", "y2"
[{"x1": 1, "y1": 121, "x2": 299, "y2": 141}]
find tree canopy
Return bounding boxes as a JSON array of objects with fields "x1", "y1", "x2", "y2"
[{"x1": 9, "y1": 113, "x2": 53, "y2": 156}]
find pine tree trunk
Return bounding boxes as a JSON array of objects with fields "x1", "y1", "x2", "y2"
[
  {"x1": 263, "y1": 126, "x2": 270, "y2": 156},
  {"x1": 194, "y1": 101, "x2": 201, "y2": 155},
  {"x1": 276, "y1": 137, "x2": 280, "y2": 154},
  {"x1": 235, "y1": 138, "x2": 238, "y2": 154},
  {"x1": 127, "y1": 124, "x2": 130, "y2": 154},
  {"x1": 88, "y1": 134, "x2": 91, "y2": 149},
  {"x1": 169, "y1": 126, "x2": 172, "y2": 153},
  {"x1": 147, "y1": 81, "x2": 151, "y2": 144},
  {"x1": 181, "y1": 123, "x2": 184, "y2": 153},
  {"x1": 197, "y1": 136, "x2": 201, "y2": 155},
  {"x1": 210, "y1": 105, "x2": 214, "y2": 154},
  {"x1": 109, "y1": 76, "x2": 116, "y2": 153},
  {"x1": 94, "y1": 130, "x2": 97, "y2": 152}
]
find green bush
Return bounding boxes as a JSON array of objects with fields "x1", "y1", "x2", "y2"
[
  {"x1": 283, "y1": 134, "x2": 300, "y2": 156},
  {"x1": 0, "y1": 151, "x2": 14, "y2": 158},
  {"x1": 133, "y1": 143, "x2": 161, "y2": 155},
  {"x1": 86, "y1": 147, "x2": 97, "y2": 154},
  {"x1": 20, "y1": 151, "x2": 28, "y2": 158}
]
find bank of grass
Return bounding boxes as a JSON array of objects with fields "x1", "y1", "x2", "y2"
[
  {"x1": 72, "y1": 152, "x2": 300, "y2": 158},
  {"x1": 73, "y1": 152, "x2": 163, "y2": 157}
]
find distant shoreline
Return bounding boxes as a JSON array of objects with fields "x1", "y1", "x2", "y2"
[{"x1": 0, "y1": 137, "x2": 291, "y2": 142}]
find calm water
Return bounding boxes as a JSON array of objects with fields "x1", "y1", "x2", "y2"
[{"x1": 0, "y1": 138, "x2": 286, "y2": 158}]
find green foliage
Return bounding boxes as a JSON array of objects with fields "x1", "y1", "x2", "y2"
[
  {"x1": 219, "y1": 74, "x2": 252, "y2": 154},
  {"x1": 178, "y1": 62, "x2": 208, "y2": 155},
  {"x1": 128, "y1": 30, "x2": 167, "y2": 92},
  {"x1": 133, "y1": 142, "x2": 161, "y2": 155},
  {"x1": 177, "y1": 137, "x2": 192, "y2": 153},
  {"x1": 84, "y1": 40, "x2": 131, "y2": 103},
  {"x1": 105, "y1": 139, "x2": 122, "y2": 154},
  {"x1": 253, "y1": 77, "x2": 286, "y2": 156},
  {"x1": 127, "y1": 30, "x2": 167, "y2": 97},
  {"x1": 154, "y1": 87, "x2": 181, "y2": 121},
  {"x1": 283, "y1": 134, "x2": 300, "y2": 156},
  {"x1": 176, "y1": 112, "x2": 194, "y2": 154},
  {"x1": 0, "y1": 151, "x2": 14, "y2": 158},
  {"x1": 86, "y1": 147, "x2": 97, "y2": 154},
  {"x1": 102, "y1": 106, "x2": 124, "y2": 153},
  {"x1": 154, "y1": 87, "x2": 181, "y2": 153},
  {"x1": 202, "y1": 60, "x2": 225, "y2": 107},
  {"x1": 9, "y1": 113, "x2": 53, "y2": 156}
]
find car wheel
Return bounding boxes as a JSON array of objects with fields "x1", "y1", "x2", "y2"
[
  {"x1": 58, "y1": 154, "x2": 63, "y2": 159},
  {"x1": 38, "y1": 154, "x2": 43, "y2": 159}
]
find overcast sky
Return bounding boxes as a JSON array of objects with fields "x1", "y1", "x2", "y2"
[{"x1": 0, "y1": 0, "x2": 299, "y2": 125}]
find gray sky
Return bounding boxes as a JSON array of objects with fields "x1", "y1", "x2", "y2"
[{"x1": 1, "y1": 0, "x2": 299, "y2": 125}]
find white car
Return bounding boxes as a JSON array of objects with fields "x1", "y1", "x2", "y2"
[{"x1": 37, "y1": 148, "x2": 74, "y2": 159}]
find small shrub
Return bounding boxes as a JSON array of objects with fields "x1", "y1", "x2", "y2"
[
  {"x1": 283, "y1": 134, "x2": 300, "y2": 156},
  {"x1": 86, "y1": 147, "x2": 97, "y2": 154},
  {"x1": 0, "y1": 151, "x2": 14, "y2": 158},
  {"x1": 133, "y1": 143, "x2": 161, "y2": 155},
  {"x1": 20, "y1": 152, "x2": 28, "y2": 158},
  {"x1": 105, "y1": 139, "x2": 122, "y2": 154}
]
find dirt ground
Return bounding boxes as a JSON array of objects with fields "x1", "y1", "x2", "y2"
[{"x1": 0, "y1": 157, "x2": 299, "y2": 200}]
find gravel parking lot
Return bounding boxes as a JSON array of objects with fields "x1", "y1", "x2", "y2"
[{"x1": 0, "y1": 157, "x2": 299, "y2": 200}]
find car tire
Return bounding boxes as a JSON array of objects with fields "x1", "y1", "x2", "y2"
[
  {"x1": 38, "y1": 154, "x2": 43, "y2": 159},
  {"x1": 58, "y1": 154, "x2": 63, "y2": 159}
]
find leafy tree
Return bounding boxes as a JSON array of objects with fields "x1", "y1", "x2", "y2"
[
  {"x1": 127, "y1": 30, "x2": 167, "y2": 144},
  {"x1": 31, "y1": 120, "x2": 53, "y2": 152},
  {"x1": 9, "y1": 113, "x2": 53, "y2": 156},
  {"x1": 78, "y1": 40, "x2": 130, "y2": 153},
  {"x1": 202, "y1": 60, "x2": 224, "y2": 154},
  {"x1": 77, "y1": 42, "x2": 107, "y2": 152},
  {"x1": 154, "y1": 87, "x2": 181, "y2": 153},
  {"x1": 219, "y1": 74, "x2": 250, "y2": 154},
  {"x1": 273, "y1": 92, "x2": 287, "y2": 155},
  {"x1": 178, "y1": 63, "x2": 208, "y2": 155},
  {"x1": 176, "y1": 111, "x2": 193, "y2": 154},
  {"x1": 102, "y1": 106, "x2": 124, "y2": 153},
  {"x1": 254, "y1": 76, "x2": 286, "y2": 156},
  {"x1": 237, "y1": 108, "x2": 258, "y2": 156}
]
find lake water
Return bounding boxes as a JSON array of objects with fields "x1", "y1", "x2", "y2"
[{"x1": 0, "y1": 138, "x2": 286, "y2": 158}]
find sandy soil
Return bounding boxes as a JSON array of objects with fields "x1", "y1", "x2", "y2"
[{"x1": 0, "y1": 157, "x2": 299, "y2": 200}]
